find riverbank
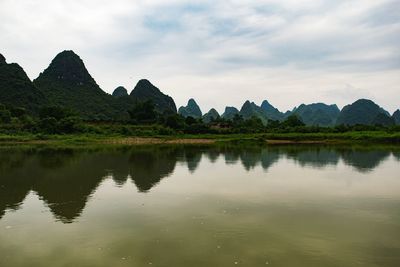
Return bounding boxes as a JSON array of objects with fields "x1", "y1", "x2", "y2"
[{"x1": 1, "y1": 131, "x2": 400, "y2": 145}]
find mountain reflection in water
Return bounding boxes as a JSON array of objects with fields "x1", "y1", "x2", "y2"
[{"x1": 0, "y1": 145, "x2": 398, "y2": 223}]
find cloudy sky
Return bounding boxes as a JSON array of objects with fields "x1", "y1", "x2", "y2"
[{"x1": 1, "y1": 0, "x2": 399, "y2": 113}]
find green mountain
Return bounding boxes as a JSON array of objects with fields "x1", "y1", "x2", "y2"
[
  {"x1": 239, "y1": 101, "x2": 267, "y2": 123},
  {"x1": 33, "y1": 50, "x2": 119, "y2": 120},
  {"x1": 112, "y1": 86, "x2": 128, "y2": 98},
  {"x1": 130, "y1": 79, "x2": 176, "y2": 114},
  {"x1": 203, "y1": 108, "x2": 220, "y2": 123},
  {"x1": 292, "y1": 103, "x2": 340, "y2": 126},
  {"x1": 222, "y1": 106, "x2": 239, "y2": 119},
  {"x1": 0, "y1": 53, "x2": 47, "y2": 113},
  {"x1": 260, "y1": 100, "x2": 284, "y2": 121},
  {"x1": 178, "y1": 98, "x2": 202, "y2": 118},
  {"x1": 371, "y1": 113, "x2": 395, "y2": 126},
  {"x1": 393, "y1": 110, "x2": 400, "y2": 125},
  {"x1": 336, "y1": 99, "x2": 390, "y2": 126}
]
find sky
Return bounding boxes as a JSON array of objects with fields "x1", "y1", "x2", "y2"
[{"x1": 1, "y1": 0, "x2": 399, "y2": 114}]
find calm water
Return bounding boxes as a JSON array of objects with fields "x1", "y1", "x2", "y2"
[{"x1": 0, "y1": 144, "x2": 400, "y2": 267}]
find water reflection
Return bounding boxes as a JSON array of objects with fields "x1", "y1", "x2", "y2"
[{"x1": 0, "y1": 145, "x2": 398, "y2": 223}]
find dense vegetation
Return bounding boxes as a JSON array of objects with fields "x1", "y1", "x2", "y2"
[
  {"x1": 0, "y1": 53, "x2": 47, "y2": 114},
  {"x1": 336, "y1": 99, "x2": 394, "y2": 126},
  {"x1": 1, "y1": 102, "x2": 399, "y2": 144},
  {"x1": 0, "y1": 50, "x2": 399, "y2": 143}
]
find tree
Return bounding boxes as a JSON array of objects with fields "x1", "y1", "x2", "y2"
[
  {"x1": 10, "y1": 107, "x2": 27, "y2": 118},
  {"x1": 185, "y1": 116, "x2": 197, "y2": 125},
  {"x1": 39, "y1": 106, "x2": 74, "y2": 120},
  {"x1": 128, "y1": 100, "x2": 158, "y2": 124},
  {"x1": 0, "y1": 107, "x2": 11, "y2": 123},
  {"x1": 164, "y1": 114, "x2": 185, "y2": 130},
  {"x1": 282, "y1": 115, "x2": 305, "y2": 127}
]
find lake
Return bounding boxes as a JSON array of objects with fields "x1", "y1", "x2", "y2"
[{"x1": 0, "y1": 144, "x2": 399, "y2": 267}]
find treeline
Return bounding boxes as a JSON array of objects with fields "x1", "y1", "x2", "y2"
[{"x1": 1, "y1": 101, "x2": 399, "y2": 136}]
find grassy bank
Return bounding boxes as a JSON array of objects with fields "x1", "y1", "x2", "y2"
[{"x1": 1, "y1": 130, "x2": 400, "y2": 145}]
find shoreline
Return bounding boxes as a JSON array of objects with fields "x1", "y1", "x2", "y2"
[{"x1": 1, "y1": 133, "x2": 399, "y2": 146}]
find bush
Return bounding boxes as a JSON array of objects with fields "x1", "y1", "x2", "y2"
[
  {"x1": 58, "y1": 116, "x2": 83, "y2": 133},
  {"x1": 39, "y1": 117, "x2": 58, "y2": 134},
  {"x1": 164, "y1": 114, "x2": 185, "y2": 130},
  {"x1": 0, "y1": 109, "x2": 11, "y2": 123}
]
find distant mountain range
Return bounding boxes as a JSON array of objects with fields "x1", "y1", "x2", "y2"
[
  {"x1": 179, "y1": 99, "x2": 397, "y2": 126},
  {"x1": 0, "y1": 50, "x2": 398, "y2": 126}
]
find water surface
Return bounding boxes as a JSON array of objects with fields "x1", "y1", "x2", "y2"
[{"x1": 0, "y1": 145, "x2": 399, "y2": 266}]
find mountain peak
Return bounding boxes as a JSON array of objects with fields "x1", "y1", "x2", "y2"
[
  {"x1": 136, "y1": 79, "x2": 152, "y2": 87},
  {"x1": 131, "y1": 79, "x2": 177, "y2": 114},
  {"x1": 112, "y1": 86, "x2": 128, "y2": 98},
  {"x1": 37, "y1": 50, "x2": 96, "y2": 85},
  {"x1": 0, "y1": 54, "x2": 47, "y2": 113},
  {"x1": 0, "y1": 53, "x2": 5, "y2": 64},
  {"x1": 222, "y1": 106, "x2": 239, "y2": 119},
  {"x1": 208, "y1": 108, "x2": 219, "y2": 114},
  {"x1": 239, "y1": 101, "x2": 268, "y2": 123},
  {"x1": 291, "y1": 102, "x2": 340, "y2": 126},
  {"x1": 188, "y1": 98, "x2": 197, "y2": 105},
  {"x1": 132, "y1": 79, "x2": 159, "y2": 95},
  {"x1": 260, "y1": 100, "x2": 284, "y2": 121},
  {"x1": 261, "y1": 100, "x2": 270, "y2": 106},
  {"x1": 336, "y1": 98, "x2": 389, "y2": 125},
  {"x1": 178, "y1": 98, "x2": 202, "y2": 118},
  {"x1": 203, "y1": 108, "x2": 220, "y2": 123},
  {"x1": 393, "y1": 109, "x2": 400, "y2": 125}
]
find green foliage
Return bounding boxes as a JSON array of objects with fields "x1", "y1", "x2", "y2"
[
  {"x1": 39, "y1": 106, "x2": 75, "y2": 120},
  {"x1": 164, "y1": 114, "x2": 185, "y2": 130},
  {"x1": 282, "y1": 114, "x2": 305, "y2": 127},
  {"x1": 185, "y1": 116, "x2": 197, "y2": 125},
  {"x1": 260, "y1": 100, "x2": 284, "y2": 121},
  {"x1": 239, "y1": 101, "x2": 267, "y2": 124},
  {"x1": 39, "y1": 117, "x2": 58, "y2": 134},
  {"x1": 2, "y1": 51, "x2": 397, "y2": 131},
  {"x1": 222, "y1": 107, "x2": 239, "y2": 120},
  {"x1": 33, "y1": 51, "x2": 121, "y2": 121},
  {"x1": 393, "y1": 110, "x2": 400, "y2": 125},
  {"x1": 58, "y1": 116, "x2": 83, "y2": 133},
  {"x1": 130, "y1": 79, "x2": 177, "y2": 114},
  {"x1": 0, "y1": 58, "x2": 47, "y2": 113},
  {"x1": 10, "y1": 107, "x2": 27, "y2": 118},
  {"x1": 37, "y1": 106, "x2": 83, "y2": 134},
  {"x1": 128, "y1": 100, "x2": 158, "y2": 124},
  {"x1": 336, "y1": 99, "x2": 390, "y2": 126},
  {"x1": 112, "y1": 86, "x2": 128, "y2": 98},
  {"x1": 371, "y1": 113, "x2": 395, "y2": 126},
  {"x1": 292, "y1": 103, "x2": 339, "y2": 126},
  {"x1": 178, "y1": 99, "x2": 202, "y2": 118},
  {"x1": 0, "y1": 105, "x2": 11, "y2": 123},
  {"x1": 203, "y1": 108, "x2": 220, "y2": 123}
]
